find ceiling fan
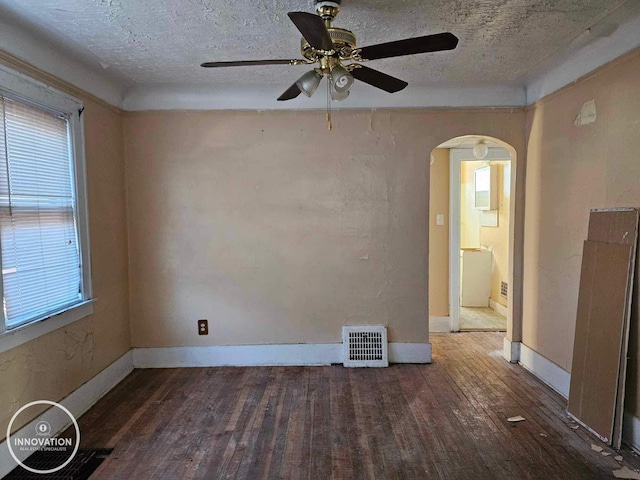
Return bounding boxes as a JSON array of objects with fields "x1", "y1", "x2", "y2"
[{"x1": 200, "y1": 0, "x2": 459, "y2": 103}]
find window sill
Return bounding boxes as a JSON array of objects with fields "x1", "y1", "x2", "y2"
[{"x1": 0, "y1": 299, "x2": 95, "y2": 355}]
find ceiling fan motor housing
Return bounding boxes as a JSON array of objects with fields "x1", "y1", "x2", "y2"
[{"x1": 301, "y1": 28, "x2": 356, "y2": 60}]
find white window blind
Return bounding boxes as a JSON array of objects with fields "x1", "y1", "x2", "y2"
[{"x1": 0, "y1": 95, "x2": 82, "y2": 328}]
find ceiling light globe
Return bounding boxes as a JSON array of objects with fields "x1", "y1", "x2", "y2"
[
  {"x1": 330, "y1": 88, "x2": 350, "y2": 101},
  {"x1": 472, "y1": 141, "x2": 489, "y2": 159},
  {"x1": 331, "y1": 65, "x2": 354, "y2": 93},
  {"x1": 296, "y1": 70, "x2": 322, "y2": 97}
]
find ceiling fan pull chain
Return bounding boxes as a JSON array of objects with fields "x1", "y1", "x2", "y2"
[{"x1": 327, "y1": 73, "x2": 332, "y2": 131}]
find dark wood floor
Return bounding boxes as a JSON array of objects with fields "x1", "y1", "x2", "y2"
[{"x1": 76, "y1": 333, "x2": 640, "y2": 479}]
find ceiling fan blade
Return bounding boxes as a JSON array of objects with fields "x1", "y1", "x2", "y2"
[
  {"x1": 277, "y1": 83, "x2": 302, "y2": 101},
  {"x1": 358, "y1": 32, "x2": 458, "y2": 61},
  {"x1": 201, "y1": 59, "x2": 304, "y2": 67},
  {"x1": 350, "y1": 65, "x2": 408, "y2": 93},
  {"x1": 287, "y1": 12, "x2": 334, "y2": 51}
]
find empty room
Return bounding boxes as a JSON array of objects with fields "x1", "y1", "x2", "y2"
[{"x1": 1, "y1": 0, "x2": 640, "y2": 478}]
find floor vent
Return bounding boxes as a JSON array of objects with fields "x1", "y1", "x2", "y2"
[
  {"x1": 5, "y1": 448, "x2": 112, "y2": 479},
  {"x1": 342, "y1": 325, "x2": 388, "y2": 367},
  {"x1": 500, "y1": 281, "x2": 508, "y2": 299}
]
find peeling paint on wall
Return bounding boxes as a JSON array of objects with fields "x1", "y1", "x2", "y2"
[
  {"x1": 574, "y1": 99, "x2": 597, "y2": 126},
  {"x1": 62, "y1": 328, "x2": 96, "y2": 364}
]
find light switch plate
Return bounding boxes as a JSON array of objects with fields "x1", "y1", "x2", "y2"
[{"x1": 436, "y1": 214, "x2": 445, "y2": 226}]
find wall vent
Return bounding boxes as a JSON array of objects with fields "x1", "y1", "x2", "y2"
[
  {"x1": 501, "y1": 281, "x2": 508, "y2": 299},
  {"x1": 342, "y1": 325, "x2": 388, "y2": 367}
]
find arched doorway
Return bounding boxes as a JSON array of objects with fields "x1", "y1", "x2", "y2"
[{"x1": 429, "y1": 135, "x2": 521, "y2": 362}]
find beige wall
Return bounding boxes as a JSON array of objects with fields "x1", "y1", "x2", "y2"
[
  {"x1": 522, "y1": 50, "x2": 640, "y2": 414},
  {"x1": 481, "y1": 162, "x2": 510, "y2": 307},
  {"x1": 0, "y1": 54, "x2": 130, "y2": 437},
  {"x1": 124, "y1": 109, "x2": 525, "y2": 347},
  {"x1": 460, "y1": 161, "x2": 482, "y2": 249},
  {"x1": 428, "y1": 148, "x2": 449, "y2": 317}
]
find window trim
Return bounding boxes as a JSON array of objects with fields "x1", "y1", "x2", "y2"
[
  {"x1": 0, "y1": 300, "x2": 95, "y2": 354},
  {"x1": 0, "y1": 64, "x2": 93, "y2": 349}
]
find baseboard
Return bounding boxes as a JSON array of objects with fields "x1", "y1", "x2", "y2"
[
  {"x1": 490, "y1": 299, "x2": 508, "y2": 318},
  {"x1": 519, "y1": 343, "x2": 570, "y2": 398},
  {"x1": 429, "y1": 316, "x2": 451, "y2": 333},
  {"x1": 502, "y1": 338, "x2": 521, "y2": 363},
  {"x1": 0, "y1": 350, "x2": 133, "y2": 478},
  {"x1": 389, "y1": 343, "x2": 432, "y2": 363},
  {"x1": 133, "y1": 344, "x2": 341, "y2": 367},
  {"x1": 623, "y1": 412, "x2": 640, "y2": 453},
  {"x1": 133, "y1": 342, "x2": 432, "y2": 368}
]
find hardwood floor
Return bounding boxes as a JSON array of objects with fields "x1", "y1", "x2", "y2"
[{"x1": 75, "y1": 333, "x2": 640, "y2": 479}]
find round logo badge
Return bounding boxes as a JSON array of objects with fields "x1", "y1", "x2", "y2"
[
  {"x1": 7, "y1": 400, "x2": 80, "y2": 474},
  {"x1": 35, "y1": 420, "x2": 51, "y2": 436}
]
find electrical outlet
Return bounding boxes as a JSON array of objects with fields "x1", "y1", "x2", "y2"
[{"x1": 198, "y1": 319, "x2": 208, "y2": 335}]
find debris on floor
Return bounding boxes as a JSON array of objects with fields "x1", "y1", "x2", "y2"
[
  {"x1": 591, "y1": 444, "x2": 603, "y2": 452},
  {"x1": 507, "y1": 416, "x2": 526, "y2": 423},
  {"x1": 612, "y1": 466, "x2": 640, "y2": 479},
  {"x1": 616, "y1": 456, "x2": 624, "y2": 462},
  {"x1": 539, "y1": 433, "x2": 548, "y2": 437},
  {"x1": 602, "y1": 451, "x2": 612, "y2": 457},
  {"x1": 570, "y1": 425, "x2": 580, "y2": 430}
]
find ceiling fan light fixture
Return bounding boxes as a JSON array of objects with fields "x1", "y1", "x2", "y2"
[
  {"x1": 296, "y1": 69, "x2": 323, "y2": 97},
  {"x1": 472, "y1": 140, "x2": 489, "y2": 159},
  {"x1": 331, "y1": 64, "x2": 354, "y2": 93}
]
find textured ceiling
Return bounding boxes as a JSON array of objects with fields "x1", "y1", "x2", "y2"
[{"x1": 0, "y1": 0, "x2": 632, "y2": 93}]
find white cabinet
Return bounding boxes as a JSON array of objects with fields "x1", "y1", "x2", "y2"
[{"x1": 460, "y1": 248, "x2": 492, "y2": 307}]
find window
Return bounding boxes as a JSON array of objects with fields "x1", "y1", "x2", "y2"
[
  {"x1": 0, "y1": 65, "x2": 92, "y2": 340},
  {"x1": 473, "y1": 165, "x2": 497, "y2": 211}
]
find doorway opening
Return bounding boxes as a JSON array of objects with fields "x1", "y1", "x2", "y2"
[
  {"x1": 429, "y1": 135, "x2": 516, "y2": 337},
  {"x1": 457, "y1": 148, "x2": 510, "y2": 331}
]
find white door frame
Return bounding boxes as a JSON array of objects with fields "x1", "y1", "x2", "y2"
[{"x1": 449, "y1": 147, "x2": 511, "y2": 331}]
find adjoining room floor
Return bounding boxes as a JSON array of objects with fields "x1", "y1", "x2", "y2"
[
  {"x1": 460, "y1": 306, "x2": 507, "y2": 331},
  {"x1": 74, "y1": 333, "x2": 637, "y2": 479}
]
